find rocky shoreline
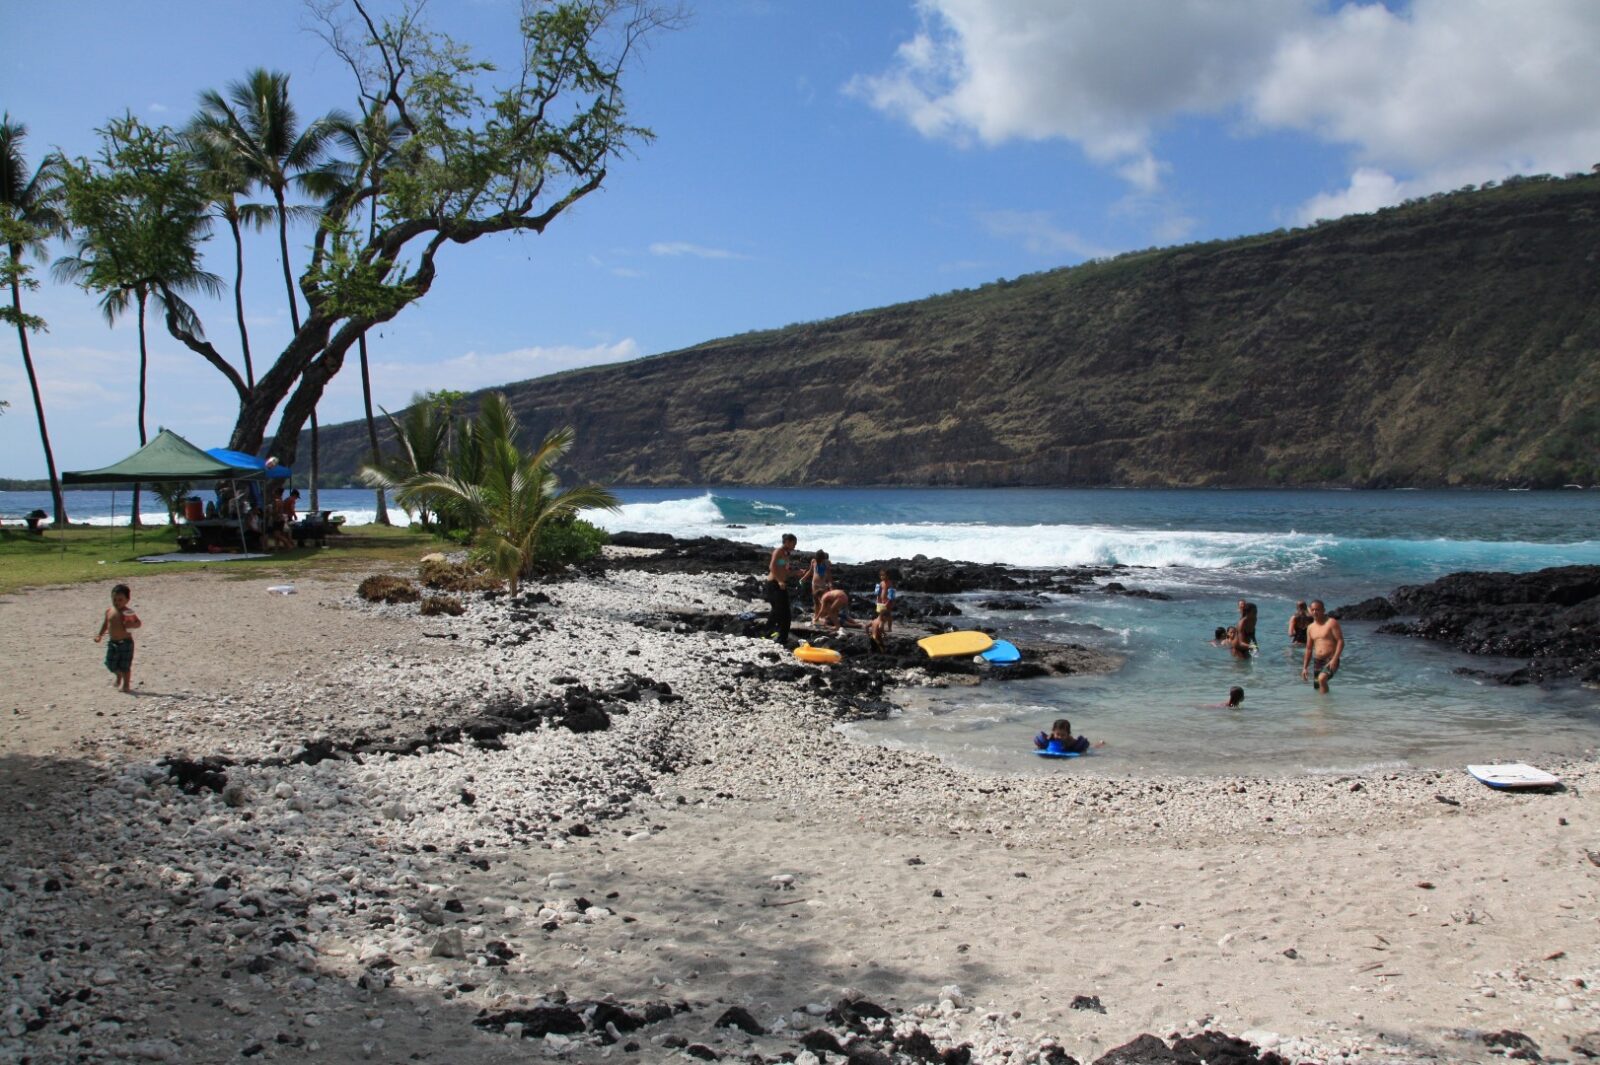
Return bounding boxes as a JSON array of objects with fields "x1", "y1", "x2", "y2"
[
  {"x1": 1337, "y1": 565, "x2": 1600, "y2": 686},
  {"x1": 3, "y1": 550, "x2": 1598, "y2": 1064}
]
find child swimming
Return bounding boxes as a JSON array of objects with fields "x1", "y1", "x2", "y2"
[{"x1": 1032, "y1": 718, "x2": 1102, "y2": 755}]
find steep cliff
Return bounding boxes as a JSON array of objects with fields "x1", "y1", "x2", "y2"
[{"x1": 314, "y1": 175, "x2": 1600, "y2": 487}]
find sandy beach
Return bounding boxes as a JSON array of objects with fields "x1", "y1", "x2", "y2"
[{"x1": 3, "y1": 557, "x2": 1598, "y2": 1064}]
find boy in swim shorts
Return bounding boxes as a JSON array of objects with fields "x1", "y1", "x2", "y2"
[
  {"x1": 94, "y1": 583, "x2": 142, "y2": 692},
  {"x1": 868, "y1": 568, "x2": 897, "y2": 651}
]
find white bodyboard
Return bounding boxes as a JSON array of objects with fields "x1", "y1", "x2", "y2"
[{"x1": 1467, "y1": 763, "x2": 1560, "y2": 789}]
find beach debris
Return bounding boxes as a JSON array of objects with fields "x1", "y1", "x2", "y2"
[
  {"x1": 1416, "y1": 881, "x2": 1435, "y2": 889},
  {"x1": 1435, "y1": 794, "x2": 1460, "y2": 806},
  {"x1": 1070, "y1": 994, "x2": 1105, "y2": 1013},
  {"x1": 770, "y1": 873, "x2": 796, "y2": 889},
  {"x1": 266, "y1": 584, "x2": 296, "y2": 595},
  {"x1": 1586, "y1": 850, "x2": 1600, "y2": 867}
]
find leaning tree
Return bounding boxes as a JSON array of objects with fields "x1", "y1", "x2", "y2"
[{"x1": 151, "y1": 0, "x2": 677, "y2": 483}]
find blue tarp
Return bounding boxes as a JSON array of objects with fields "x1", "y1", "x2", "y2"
[{"x1": 206, "y1": 448, "x2": 292, "y2": 479}]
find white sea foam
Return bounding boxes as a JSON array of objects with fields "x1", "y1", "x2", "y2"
[{"x1": 595, "y1": 496, "x2": 1330, "y2": 573}]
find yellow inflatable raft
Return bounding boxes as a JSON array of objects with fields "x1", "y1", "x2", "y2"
[{"x1": 794, "y1": 642, "x2": 842, "y2": 665}]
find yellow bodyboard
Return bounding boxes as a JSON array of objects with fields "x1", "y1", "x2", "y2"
[{"x1": 917, "y1": 631, "x2": 995, "y2": 658}]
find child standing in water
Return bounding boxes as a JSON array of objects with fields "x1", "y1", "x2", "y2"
[
  {"x1": 868, "y1": 568, "x2": 897, "y2": 651},
  {"x1": 94, "y1": 583, "x2": 142, "y2": 692}
]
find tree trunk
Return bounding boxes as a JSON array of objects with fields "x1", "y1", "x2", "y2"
[
  {"x1": 274, "y1": 187, "x2": 301, "y2": 333},
  {"x1": 358, "y1": 332, "x2": 389, "y2": 523},
  {"x1": 9, "y1": 264, "x2": 69, "y2": 527},
  {"x1": 360, "y1": 197, "x2": 389, "y2": 524},
  {"x1": 230, "y1": 214, "x2": 254, "y2": 390},
  {"x1": 227, "y1": 315, "x2": 337, "y2": 456},
  {"x1": 133, "y1": 289, "x2": 149, "y2": 528},
  {"x1": 310, "y1": 407, "x2": 320, "y2": 512},
  {"x1": 275, "y1": 185, "x2": 319, "y2": 509}
]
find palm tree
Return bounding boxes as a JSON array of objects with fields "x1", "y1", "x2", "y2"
[
  {"x1": 1, "y1": 116, "x2": 70, "y2": 526},
  {"x1": 379, "y1": 393, "x2": 619, "y2": 594},
  {"x1": 324, "y1": 105, "x2": 409, "y2": 526},
  {"x1": 151, "y1": 480, "x2": 195, "y2": 526},
  {"x1": 359, "y1": 392, "x2": 454, "y2": 528},
  {"x1": 192, "y1": 69, "x2": 342, "y2": 506},
  {"x1": 187, "y1": 135, "x2": 272, "y2": 390},
  {"x1": 55, "y1": 116, "x2": 222, "y2": 526}
]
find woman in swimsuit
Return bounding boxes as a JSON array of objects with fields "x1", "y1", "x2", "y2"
[
  {"x1": 766, "y1": 533, "x2": 798, "y2": 643},
  {"x1": 1288, "y1": 601, "x2": 1311, "y2": 645},
  {"x1": 801, "y1": 550, "x2": 833, "y2": 624}
]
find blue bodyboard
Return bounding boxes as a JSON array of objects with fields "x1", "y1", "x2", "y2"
[
  {"x1": 981, "y1": 639, "x2": 1021, "y2": 664},
  {"x1": 1035, "y1": 748, "x2": 1082, "y2": 759}
]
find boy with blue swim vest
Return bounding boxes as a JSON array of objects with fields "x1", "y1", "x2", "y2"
[{"x1": 1033, "y1": 718, "x2": 1100, "y2": 755}]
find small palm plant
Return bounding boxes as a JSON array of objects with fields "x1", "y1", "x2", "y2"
[
  {"x1": 150, "y1": 481, "x2": 196, "y2": 526},
  {"x1": 383, "y1": 393, "x2": 618, "y2": 594},
  {"x1": 359, "y1": 392, "x2": 454, "y2": 527}
]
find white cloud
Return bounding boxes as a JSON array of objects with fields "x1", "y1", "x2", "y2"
[
  {"x1": 979, "y1": 210, "x2": 1113, "y2": 259},
  {"x1": 648, "y1": 242, "x2": 750, "y2": 260},
  {"x1": 148, "y1": 102, "x2": 169, "y2": 113},
  {"x1": 856, "y1": 0, "x2": 1600, "y2": 222},
  {"x1": 851, "y1": 0, "x2": 1307, "y2": 181},
  {"x1": 1297, "y1": 167, "x2": 1405, "y2": 224}
]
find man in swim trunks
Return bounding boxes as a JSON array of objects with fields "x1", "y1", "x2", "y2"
[
  {"x1": 1300, "y1": 599, "x2": 1344, "y2": 693},
  {"x1": 766, "y1": 533, "x2": 798, "y2": 643}
]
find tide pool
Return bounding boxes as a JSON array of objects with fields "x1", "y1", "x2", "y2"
[{"x1": 596, "y1": 488, "x2": 1600, "y2": 776}]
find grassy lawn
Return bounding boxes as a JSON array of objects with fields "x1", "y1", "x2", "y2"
[{"x1": 0, "y1": 523, "x2": 439, "y2": 596}]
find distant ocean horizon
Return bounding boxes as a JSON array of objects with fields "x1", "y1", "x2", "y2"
[{"x1": 6, "y1": 485, "x2": 1598, "y2": 777}]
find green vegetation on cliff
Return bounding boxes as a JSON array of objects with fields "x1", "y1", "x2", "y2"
[{"x1": 315, "y1": 174, "x2": 1600, "y2": 488}]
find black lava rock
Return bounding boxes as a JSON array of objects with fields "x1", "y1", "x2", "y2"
[
  {"x1": 714, "y1": 1006, "x2": 766, "y2": 1035},
  {"x1": 1339, "y1": 565, "x2": 1600, "y2": 684}
]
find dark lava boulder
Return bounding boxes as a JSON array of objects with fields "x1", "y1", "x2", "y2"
[{"x1": 1339, "y1": 565, "x2": 1600, "y2": 685}]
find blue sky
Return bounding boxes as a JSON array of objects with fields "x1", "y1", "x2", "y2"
[{"x1": 5, "y1": 0, "x2": 1600, "y2": 476}]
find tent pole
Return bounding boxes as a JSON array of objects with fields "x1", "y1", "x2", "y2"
[{"x1": 234, "y1": 480, "x2": 248, "y2": 554}]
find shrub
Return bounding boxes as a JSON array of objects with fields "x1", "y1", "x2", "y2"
[
  {"x1": 419, "y1": 594, "x2": 465, "y2": 616},
  {"x1": 528, "y1": 517, "x2": 609, "y2": 573},
  {"x1": 357, "y1": 574, "x2": 420, "y2": 604}
]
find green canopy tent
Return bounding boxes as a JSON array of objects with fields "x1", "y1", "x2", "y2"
[{"x1": 62, "y1": 429, "x2": 268, "y2": 553}]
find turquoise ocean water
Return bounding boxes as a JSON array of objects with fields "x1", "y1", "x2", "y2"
[
  {"x1": 9, "y1": 486, "x2": 1599, "y2": 777},
  {"x1": 594, "y1": 488, "x2": 1600, "y2": 778}
]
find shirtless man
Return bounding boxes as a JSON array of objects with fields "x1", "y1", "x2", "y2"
[{"x1": 1300, "y1": 599, "x2": 1344, "y2": 692}]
